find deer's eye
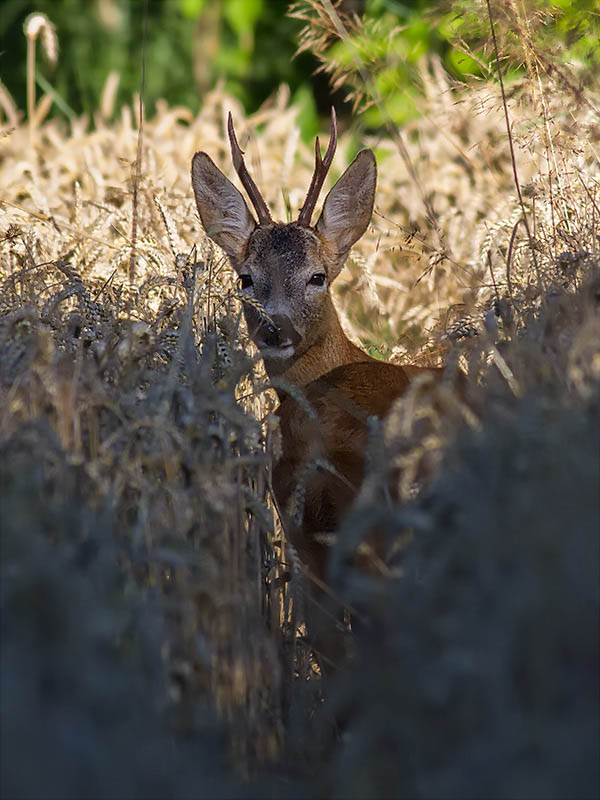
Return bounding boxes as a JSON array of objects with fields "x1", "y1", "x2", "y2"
[
  {"x1": 308, "y1": 273, "x2": 326, "y2": 287},
  {"x1": 239, "y1": 274, "x2": 253, "y2": 290}
]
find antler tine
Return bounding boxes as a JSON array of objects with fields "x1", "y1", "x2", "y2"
[
  {"x1": 227, "y1": 112, "x2": 272, "y2": 225},
  {"x1": 297, "y1": 107, "x2": 338, "y2": 227}
]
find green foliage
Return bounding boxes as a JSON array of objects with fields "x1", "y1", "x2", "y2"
[
  {"x1": 0, "y1": 0, "x2": 317, "y2": 125},
  {"x1": 1, "y1": 1, "x2": 597, "y2": 134},
  {"x1": 292, "y1": 0, "x2": 600, "y2": 128},
  {"x1": 439, "y1": 0, "x2": 600, "y2": 78}
]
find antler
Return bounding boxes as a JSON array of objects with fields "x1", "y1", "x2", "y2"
[
  {"x1": 297, "y1": 107, "x2": 338, "y2": 227},
  {"x1": 227, "y1": 112, "x2": 272, "y2": 225}
]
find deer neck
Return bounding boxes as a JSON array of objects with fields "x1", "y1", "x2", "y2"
[{"x1": 275, "y1": 297, "x2": 371, "y2": 389}]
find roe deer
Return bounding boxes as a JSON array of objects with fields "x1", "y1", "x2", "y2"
[{"x1": 191, "y1": 110, "x2": 443, "y2": 670}]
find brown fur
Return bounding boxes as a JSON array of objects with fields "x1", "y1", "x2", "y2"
[{"x1": 275, "y1": 360, "x2": 442, "y2": 583}]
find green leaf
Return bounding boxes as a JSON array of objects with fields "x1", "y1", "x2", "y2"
[
  {"x1": 291, "y1": 85, "x2": 318, "y2": 142},
  {"x1": 446, "y1": 47, "x2": 483, "y2": 78},
  {"x1": 179, "y1": 0, "x2": 207, "y2": 19},
  {"x1": 224, "y1": 0, "x2": 263, "y2": 43}
]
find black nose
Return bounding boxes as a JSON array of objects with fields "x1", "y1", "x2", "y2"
[
  {"x1": 263, "y1": 320, "x2": 280, "y2": 348},
  {"x1": 257, "y1": 315, "x2": 300, "y2": 348}
]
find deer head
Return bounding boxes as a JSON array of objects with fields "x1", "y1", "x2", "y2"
[{"x1": 191, "y1": 110, "x2": 376, "y2": 377}]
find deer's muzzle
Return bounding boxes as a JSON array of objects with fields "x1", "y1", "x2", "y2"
[{"x1": 256, "y1": 314, "x2": 301, "y2": 351}]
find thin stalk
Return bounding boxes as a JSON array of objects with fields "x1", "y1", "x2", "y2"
[
  {"x1": 129, "y1": 0, "x2": 148, "y2": 286},
  {"x1": 485, "y1": 0, "x2": 545, "y2": 300},
  {"x1": 320, "y1": 0, "x2": 443, "y2": 249},
  {"x1": 26, "y1": 34, "x2": 36, "y2": 141}
]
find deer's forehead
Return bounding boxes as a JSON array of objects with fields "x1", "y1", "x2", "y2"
[{"x1": 245, "y1": 224, "x2": 321, "y2": 279}]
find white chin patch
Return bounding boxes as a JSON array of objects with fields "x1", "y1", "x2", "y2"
[{"x1": 263, "y1": 344, "x2": 295, "y2": 360}]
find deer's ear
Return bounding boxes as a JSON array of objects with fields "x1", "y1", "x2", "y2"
[
  {"x1": 315, "y1": 149, "x2": 376, "y2": 276},
  {"x1": 191, "y1": 152, "x2": 256, "y2": 268},
  {"x1": 316, "y1": 150, "x2": 377, "y2": 269}
]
